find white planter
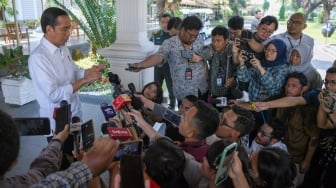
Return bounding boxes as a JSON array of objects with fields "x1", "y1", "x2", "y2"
[{"x1": 1, "y1": 76, "x2": 35, "y2": 105}]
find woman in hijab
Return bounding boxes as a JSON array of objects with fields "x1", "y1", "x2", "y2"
[
  {"x1": 237, "y1": 39, "x2": 289, "y2": 101},
  {"x1": 289, "y1": 44, "x2": 323, "y2": 89}
]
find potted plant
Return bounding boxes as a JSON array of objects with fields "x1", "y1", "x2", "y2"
[
  {"x1": 0, "y1": 46, "x2": 35, "y2": 105},
  {"x1": 0, "y1": 46, "x2": 29, "y2": 79}
]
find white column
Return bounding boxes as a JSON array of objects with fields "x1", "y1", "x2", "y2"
[{"x1": 98, "y1": 0, "x2": 157, "y2": 91}]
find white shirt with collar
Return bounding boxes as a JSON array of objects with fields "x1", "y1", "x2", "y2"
[
  {"x1": 28, "y1": 37, "x2": 84, "y2": 135},
  {"x1": 249, "y1": 139, "x2": 288, "y2": 154}
]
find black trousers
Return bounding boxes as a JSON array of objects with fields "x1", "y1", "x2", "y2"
[{"x1": 154, "y1": 63, "x2": 176, "y2": 108}]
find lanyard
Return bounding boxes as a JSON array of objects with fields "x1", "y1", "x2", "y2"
[{"x1": 287, "y1": 35, "x2": 302, "y2": 48}]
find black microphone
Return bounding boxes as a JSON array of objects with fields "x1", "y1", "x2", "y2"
[
  {"x1": 108, "y1": 72, "x2": 122, "y2": 99},
  {"x1": 101, "y1": 121, "x2": 117, "y2": 135},
  {"x1": 108, "y1": 72, "x2": 121, "y2": 86},
  {"x1": 72, "y1": 116, "x2": 80, "y2": 124},
  {"x1": 71, "y1": 116, "x2": 81, "y2": 153},
  {"x1": 128, "y1": 83, "x2": 136, "y2": 94},
  {"x1": 127, "y1": 83, "x2": 143, "y2": 110}
]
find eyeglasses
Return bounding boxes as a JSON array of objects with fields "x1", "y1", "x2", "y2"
[
  {"x1": 264, "y1": 48, "x2": 277, "y2": 53},
  {"x1": 259, "y1": 27, "x2": 274, "y2": 36},
  {"x1": 219, "y1": 116, "x2": 234, "y2": 129},
  {"x1": 287, "y1": 19, "x2": 303, "y2": 25},
  {"x1": 323, "y1": 79, "x2": 336, "y2": 86}
]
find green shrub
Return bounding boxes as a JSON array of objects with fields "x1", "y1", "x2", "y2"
[{"x1": 75, "y1": 55, "x2": 110, "y2": 92}]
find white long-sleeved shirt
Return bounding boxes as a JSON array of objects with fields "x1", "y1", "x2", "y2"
[{"x1": 28, "y1": 37, "x2": 84, "y2": 135}]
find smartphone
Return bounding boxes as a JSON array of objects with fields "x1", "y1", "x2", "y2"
[
  {"x1": 120, "y1": 154, "x2": 145, "y2": 188},
  {"x1": 241, "y1": 30, "x2": 252, "y2": 40},
  {"x1": 14, "y1": 117, "x2": 51, "y2": 136},
  {"x1": 113, "y1": 140, "x2": 143, "y2": 161},
  {"x1": 81, "y1": 119, "x2": 95, "y2": 151},
  {"x1": 214, "y1": 142, "x2": 238, "y2": 185},
  {"x1": 54, "y1": 100, "x2": 71, "y2": 134},
  {"x1": 162, "y1": 109, "x2": 181, "y2": 126},
  {"x1": 125, "y1": 65, "x2": 145, "y2": 72}
]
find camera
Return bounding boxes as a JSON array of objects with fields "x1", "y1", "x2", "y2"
[
  {"x1": 125, "y1": 65, "x2": 145, "y2": 72},
  {"x1": 322, "y1": 90, "x2": 336, "y2": 111},
  {"x1": 180, "y1": 49, "x2": 193, "y2": 59},
  {"x1": 243, "y1": 51, "x2": 254, "y2": 64},
  {"x1": 241, "y1": 30, "x2": 252, "y2": 40}
]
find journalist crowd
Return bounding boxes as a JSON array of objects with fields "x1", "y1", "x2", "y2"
[{"x1": 1, "y1": 6, "x2": 336, "y2": 188}]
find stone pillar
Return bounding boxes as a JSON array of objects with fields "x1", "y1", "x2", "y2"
[{"x1": 98, "y1": 0, "x2": 157, "y2": 91}]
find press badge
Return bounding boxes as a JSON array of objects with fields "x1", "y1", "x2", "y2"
[
  {"x1": 185, "y1": 68, "x2": 192, "y2": 80},
  {"x1": 216, "y1": 77, "x2": 223, "y2": 87}
]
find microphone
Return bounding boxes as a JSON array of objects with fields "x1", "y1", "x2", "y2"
[
  {"x1": 108, "y1": 72, "x2": 122, "y2": 99},
  {"x1": 127, "y1": 83, "x2": 143, "y2": 110},
  {"x1": 113, "y1": 94, "x2": 132, "y2": 111},
  {"x1": 128, "y1": 83, "x2": 136, "y2": 94},
  {"x1": 71, "y1": 116, "x2": 81, "y2": 152},
  {"x1": 101, "y1": 102, "x2": 117, "y2": 121},
  {"x1": 107, "y1": 127, "x2": 132, "y2": 140},
  {"x1": 108, "y1": 72, "x2": 121, "y2": 86},
  {"x1": 101, "y1": 121, "x2": 117, "y2": 135}
]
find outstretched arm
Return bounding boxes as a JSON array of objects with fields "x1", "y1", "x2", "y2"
[
  {"x1": 127, "y1": 109, "x2": 162, "y2": 140},
  {"x1": 254, "y1": 96, "x2": 307, "y2": 111},
  {"x1": 130, "y1": 55, "x2": 164, "y2": 69}
]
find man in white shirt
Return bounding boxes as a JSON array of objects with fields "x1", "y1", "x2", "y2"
[
  {"x1": 29, "y1": 7, "x2": 104, "y2": 135},
  {"x1": 249, "y1": 117, "x2": 287, "y2": 154},
  {"x1": 28, "y1": 7, "x2": 105, "y2": 169}
]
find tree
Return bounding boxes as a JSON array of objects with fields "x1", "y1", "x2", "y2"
[
  {"x1": 293, "y1": 0, "x2": 336, "y2": 23},
  {"x1": 154, "y1": 0, "x2": 182, "y2": 17},
  {"x1": 0, "y1": 0, "x2": 8, "y2": 21},
  {"x1": 263, "y1": 0, "x2": 270, "y2": 14},
  {"x1": 53, "y1": 0, "x2": 116, "y2": 53},
  {"x1": 229, "y1": 0, "x2": 246, "y2": 16},
  {"x1": 0, "y1": 0, "x2": 17, "y2": 22}
]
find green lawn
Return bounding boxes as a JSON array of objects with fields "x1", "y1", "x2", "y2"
[
  {"x1": 210, "y1": 19, "x2": 336, "y2": 45},
  {"x1": 304, "y1": 22, "x2": 336, "y2": 45}
]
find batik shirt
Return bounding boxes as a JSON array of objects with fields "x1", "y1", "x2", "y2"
[
  {"x1": 157, "y1": 36, "x2": 207, "y2": 101},
  {"x1": 237, "y1": 63, "x2": 289, "y2": 101},
  {"x1": 31, "y1": 162, "x2": 92, "y2": 188}
]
